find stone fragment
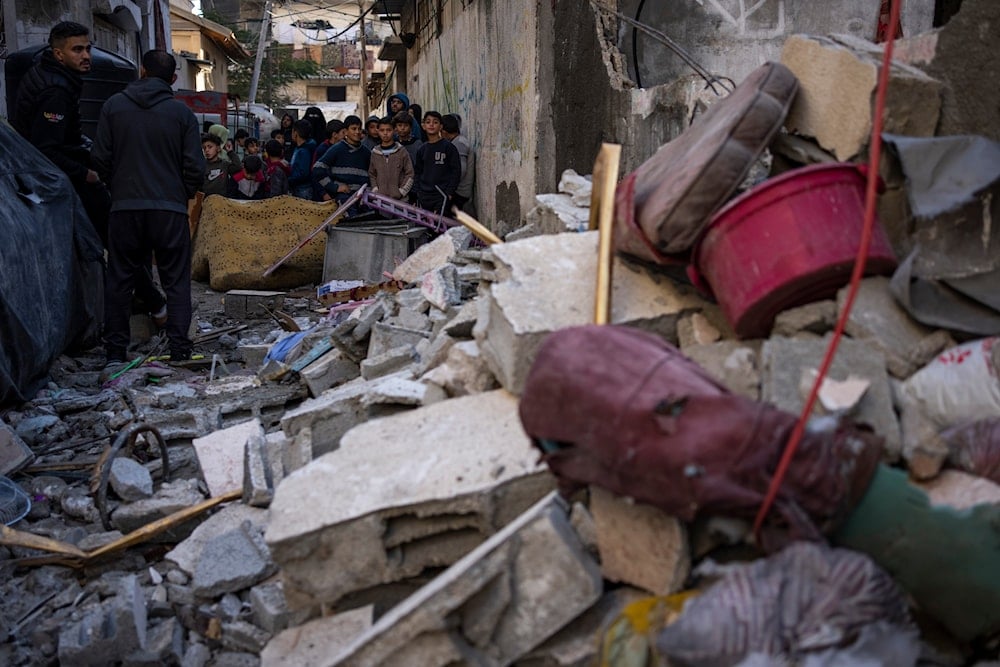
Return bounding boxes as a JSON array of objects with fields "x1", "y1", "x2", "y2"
[
  {"x1": 181, "y1": 641, "x2": 210, "y2": 667},
  {"x1": 299, "y1": 349, "x2": 360, "y2": 398},
  {"x1": 361, "y1": 373, "x2": 446, "y2": 408},
  {"x1": 442, "y1": 299, "x2": 479, "y2": 338},
  {"x1": 14, "y1": 415, "x2": 60, "y2": 446},
  {"x1": 166, "y1": 503, "x2": 269, "y2": 576},
  {"x1": 916, "y1": 469, "x2": 1000, "y2": 510},
  {"x1": 395, "y1": 288, "x2": 429, "y2": 312},
  {"x1": 327, "y1": 493, "x2": 602, "y2": 667},
  {"x1": 389, "y1": 307, "x2": 431, "y2": 332},
  {"x1": 282, "y1": 427, "x2": 313, "y2": 473},
  {"x1": 192, "y1": 520, "x2": 276, "y2": 598},
  {"x1": 421, "y1": 340, "x2": 498, "y2": 397},
  {"x1": 224, "y1": 290, "x2": 285, "y2": 320},
  {"x1": 111, "y1": 478, "x2": 205, "y2": 534},
  {"x1": 359, "y1": 345, "x2": 418, "y2": 380},
  {"x1": 266, "y1": 390, "x2": 555, "y2": 611},
  {"x1": 837, "y1": 277, "x2": 951, "y2": 378},
  {"x1": 771, "y1": 300, "x2": 837, "y2": 337},
  {"x1": 420, "y1": 264, "x2": 462, "y2": 311},
  {"x1": 558, "y1": 168, "x2": 593, "y2": 207},
  {"x1": 109, "y1": 457, "x2": 154, "y2": 501},
  {"x1": 676, "y1": 312, "x2": 721, "y2": 348},
  {"x1": 193, "y1": 419, "x2": 264, "y2": 497},
  {"x1": 0, "y1": 421, "x2": 34, "y2": 476},
  {"x1": 682, "y1": 341, "x2": 761, "y2": 400},
  {"x1": 250, "y1": 581, "x2": 311, "y2": 635},
  {"x1": 367, "y1": 322, "x2": 430, "y2": 359},
  {"x1": 525, "y1": 193, "x2": 590, "y2": 234},
  {"x1": 761, "y1": 335, "x2": 901, "y2": 460},
  {"x1": 261, "y1": 605, "x2": 373, "y2": 667},
  {"x1": 221, "y1": 620, "x2": 272, "y2": 654},
  {"x1": 477, "y1": 231, "x2": 706, "y2": 394},
  {"x1": 60, "y1": 488, "x2": 101, "y2": 523},
  {"x1": 126, "y1": 617, "x2": 183, "y2": 666},
  {"x1": 240, "y1": 344, "x2": 271, "y2": 369},
  {"x1": 415, "y1": 332, "x2": 457, "y2": 376},
  {"x1": 280, "y1": 379, "x2": 370, "y2": 457},
  {"x1": 392, "y1": 227, "x2": 472, "y2": 283},
  {"x1": 58, "y1": 575, "x2": 147, "y2": 666},
  {"x1": 781, "y1": 34, "x2": 942, "y2": 160},
  {"x1": 589, "y1": 487, "x2": 690, "y2": 595},
  {"x1": 244, "y1": 430, "x2": 278, "y2": 508}
]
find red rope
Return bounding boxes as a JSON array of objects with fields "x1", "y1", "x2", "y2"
[{"x1": 752, "y1": 0, "x2": 903, "y2": 541}]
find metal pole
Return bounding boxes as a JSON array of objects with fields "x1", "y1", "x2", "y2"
[
  {"x1": 248, "y1": 0, "x2": 272, "y2": 105},
  {"x1": 358, "y1": 1, "x2": 369, "y2": 120}
]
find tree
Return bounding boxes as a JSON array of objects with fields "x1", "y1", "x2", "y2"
[{"x1": 203, "y1": 9, "x2": 321, "y2": 109}]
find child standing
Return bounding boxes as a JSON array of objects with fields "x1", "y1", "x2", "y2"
[
  {"x1": 263, "y1": 138, "x2": 290, "y2": 198},
  {"x1": 200, "y1": 133, "x2": 239, "y2": 196},
  {"x1": 229, "y1": 155, "x2": 266, "y2": 200},
  {"x1": 369, "y1": 116, "x2": 414, "y2": 201}
]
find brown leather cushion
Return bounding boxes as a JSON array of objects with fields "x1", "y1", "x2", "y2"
[{"x1": 614, "y1": 62, "x2": 799, "y2": 263}]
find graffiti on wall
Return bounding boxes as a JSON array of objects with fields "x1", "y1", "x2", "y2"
[{"x1": 692, "y1": 0, "x2": 786, "y2": 38}]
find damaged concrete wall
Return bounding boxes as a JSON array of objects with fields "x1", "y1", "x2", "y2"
[{"x1": 617, "y1": 0, "x2": 935, "y2": 89}]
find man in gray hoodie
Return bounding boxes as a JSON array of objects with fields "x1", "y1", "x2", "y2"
[{"x1": 91, "y1": 50, "x2": 205, "y2": 368}]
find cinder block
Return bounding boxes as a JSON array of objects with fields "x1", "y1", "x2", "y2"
[
  {"x1": 192, "y1": 419, "x2": 264, "y2": 497},
  {"x1": 224, "y1": 290, "x2": 285, "y2": 320}
]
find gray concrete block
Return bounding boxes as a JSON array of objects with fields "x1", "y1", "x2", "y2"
[
  {"x1": 772, "y1": 300, "x2": 837, "y2": 337},
  {"x1": 442, "y1": 299, "x2": 479, "y2": 339},
  {"x1": 326, "y1": 493, "x2": 603, "y2": 667},
  {"x1": 420, "y1": 264, "x2": 462, "y2": 311},
  {"x1": 761, "y1": 335, "x2": 902, "y2": 460},
  {"x1": 421, "y1": 340, "x2": 499, "y2": 397},
  {"x1": 280, "y1": 378, "x2": 371, "y2": 457},
  {"x1": 390, "y1": 306, "x2": 432, "y2": 331},
  {"x1": 261, "y1": 606, "x2": 372, "y2": 667},
  {"x1": 193, "y1": 419, "x2": 264, "y2": 498},
  {"x1": 359, "y1": 345, "x2": 418, "y2": 380},
  {"x1": 392, "y1": 227, "x2": 472, "y2": 284},
  {"x1": 58, "y1": 575, "x2": 147, "y2": 666},
  {"x1": 166, "y1": 504, "x2": 270, "y2": 576},
  {"x1": 221, "y1": 619, "x2": 272, "y2": 654},
  {"x1": 250, "y1": 581, "x2": 312, "y2": 635},
  {"x1": 109, "y1": 457, "x2": 154, "y2": 501},
  {"x1": 476, "y1": 231, "x2": 707, "y2": 394},
  {"x1": 244, "y1": 430, "x2": 275, "y2": 508},
  {"x1": 266, "y1": 390, "x2": 556, "y2": 611},
  {"x1": 111, "y1": 479, "x2": 205, "y2": 535},
  {"x1": 367, "y1": 322, "x2": 430, "y2": 359},
  {"x1": 299, "y1": 349, "x2": 360, "y2": 398},
  {"x1": 224, "y1": 290, "x2": 285, "y2": 320},
  {"x1": 361, "y1": 373, "x2": 447, "y2": 407},
  {"x1": 192, "y1": 521, "x2": 276, "y2": 598}
]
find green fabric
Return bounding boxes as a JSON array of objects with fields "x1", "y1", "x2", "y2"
[{"x1": 835, "y1": 464, "x2": 1000, "y2": 641}]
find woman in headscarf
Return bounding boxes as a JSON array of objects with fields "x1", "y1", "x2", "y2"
[{"x1": 303, "y1": 107, "x2": 327, "y2": 152}]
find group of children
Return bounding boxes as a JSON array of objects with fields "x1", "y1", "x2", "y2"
[{"x1": 197, "y1": 92, "x2": 474, "y2": 217}]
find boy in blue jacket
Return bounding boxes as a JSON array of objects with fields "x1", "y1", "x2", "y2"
[{"x1": 288, "y1": 119, "x2": 317, "y2": 199}]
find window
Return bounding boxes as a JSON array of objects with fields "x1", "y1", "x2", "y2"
[{"x1": 326, "y1": 86, "x2": 347, "y2": 102}]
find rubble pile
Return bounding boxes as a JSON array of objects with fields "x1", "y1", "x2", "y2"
[{"x1": 2, "y1": 8, "x2": 1000, "y2": 667}]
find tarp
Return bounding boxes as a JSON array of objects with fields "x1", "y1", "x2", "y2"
[{"x1": 0, "y1": 121, "x2": 104, "y2": 406}]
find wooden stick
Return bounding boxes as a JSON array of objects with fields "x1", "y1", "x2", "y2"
[
  {"x1": 452, "y1": 209, "x2": 503, "y2": 246},
  {"x1": 592, "y1": 143, "x2": 622, "y2": 325}
]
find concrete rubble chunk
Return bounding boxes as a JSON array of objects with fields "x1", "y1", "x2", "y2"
[
  {"x1": 266, "y1": 390, "x2": 555, "y2": 611},
  {"x1": 420, "y1": 264, "x2": 463, "y2": 311},
  {"x1": 422, "y1": 340, "x2": 499, "y2": 397},
  {"x1": 477, "y1": 231, "x2": 707, "y2": 394},
  {"x1": 761, "y1": 335, "x2": 901, "y2": 460},
  {"x1": 389, "y1": 306, "x2": 432, "y2": 332},
  {"x1": 109, "y1": 457, "x2": 154, "y2": 501},
  {"x1": 299, "y1": 349, "x2": 360, "y2": 398},
  {"x1": 361, "y1": 373, "x2": 447, "y2": 408},
  {"x1": 193, "y1": 419, "x2": 264, "y2": 497},
  {"x1": 367, "y1": 321, "x2": 430, "y2": 359},
  {"x1": 111, "y1": 479, "x2": 205, "y2": 534},
  {"x1": 280, "y1": 376, "x2": 391, "y2": 457},
  {"x1": 589, "y1": 487, "x2": 690, "y2": 595},
  {"x1": 442, "y1": 299, "x2": 479, "y2": 338},
  {"x1": 250, "y1": 581, "x2": 312, "y2": 635},
  {"x1": 261, "y1": 605, "x2": 372, "y2": 667},
  {"x1": 682, "y1": 341, "x2": 761, "y2": 400},
  {"x1": 781, "y1": 33, "x2": 943, "y2": 161},
  {"x1": 771, "y1": 300, "x2": 837, "y2": 337},
  {"x1": 837, "y1": 277, "x2": 951, "y2": 378},
  {"x1": 415, "y1": 332, "x2": 457, "y2": 376},
  {"x1": 326, "y1": 493, "x2": 603, "y2": 667},
  {"x1": 166, "y1": 503, "x2": 269, "y2": 576},
  {"x1": 359, "y1": 345, "x2": 418, "y2": 380},
  {"x1": 58, "y1": 575, "x2": 147, "y2": 666},
  {"x1": 525, "y1": 193, "x2": 590, "y2": 234},
  {"x1": 395, "y1": 288, "x2": 430, "y2": 313},
  {"x1": 221, "y1": 619, "x2": 272, "y2": 653},
  {"x1": 244, "y1": 429, "x2": 279, "y2": 508},
  {"x1": 192, "y1": 520, "x2": 276, "y2": 598},
  {"x1": 0, "y1": 421, "x2": 34, "y2": 476},
  {"x1": 126, "y1": 617, "x2": 184, "y2": 665},
  {"x1": 558, "y1": 168, "x2": 593, "y2": 207},
  {"x1": 392, "y1": 227, "x2": 472, "y2": 283}
]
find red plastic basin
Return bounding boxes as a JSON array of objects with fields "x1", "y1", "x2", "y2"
[{"x1": 689, "y1": 162, "x2": 897, "y2": 338}]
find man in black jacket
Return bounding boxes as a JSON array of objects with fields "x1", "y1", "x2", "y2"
[
  {"x1": 12, "y1": 21, "x2": 167, "y2": 328},
  {"x1": 91, "y1": 50, "x2": 205, "y2": 366}
]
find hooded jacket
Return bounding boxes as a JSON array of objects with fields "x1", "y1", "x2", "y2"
[
  {"x1": 387, "y1": 92, "x2": 422, "y2": 143},
  {"x1": 11, "y1": 50, "x2": 90, "y2": 185},
  {"x1": 91, "y1": 77, "x2": 205, "y2": 214},
  {"x1": 369, "y1": 142, "x2": 414, "y2": 200}
]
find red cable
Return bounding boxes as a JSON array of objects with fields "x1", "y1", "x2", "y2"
[{"x1": 752, "y1": 0, "x2": 903, "y2": 541}]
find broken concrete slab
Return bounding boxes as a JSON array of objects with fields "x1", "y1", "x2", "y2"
[
  {"x1": 837, "y1": 277, "x2": 951, "y2": 378},
  {"x1": 781, "y1": 33, "x2": 943, "y2": 161},
  {"x1": 111, "y1": 479, "x2": 205, "y2": 534},
  {"x1": 682, "y1": 340, "x2": 761, "y2": 400},
  {"x1": 360, "y1": 373, "x2": 446, "y2": 408},
  {"x1": 367, "y1": 322, "x2": 430, "y2": 359},
  {"x1": 525, "y1": 193, "x2": 590, "y2": 235},
  {"x1": 420, "y1": 264, "x2": 462, "y2": 311},
  {"x1": 325, "y1": 493, "x2": 602, "y2": 667},
  {"x1": 421, "y1": 340, "x2": 499, "y2": 397},
  {"x1": 761, "y1": 335, "x2": 901, "y2": 460},
  {"x1": 477, "y1": 231, "x2": 706, "y2": 394},
  {"x1": 109, "y1": 457, "x2": 154, "y2": 501},
  {"x1": 266, "y1": 390, "x2": 555, "y2": 611},
  {"x1": 392, "y1": 227, "x2": 472, "y2": 284},
  {"x1": 166, "y1": 503, "x2": 269, "y2": 576},
  {"x1": 224, "y1": 290, "x2": 285, "y2": 320},
  {"x1": 221, "y1": 619, "x2": 272, "y2": 654},
  {"x1": 298, "y1": 349, "x2": 360, "y2": 398},
  {"x1": 0, "y1": 421, "x2": 34, "y2": 476},
  {"x1": 589, "y1": 487, "x2": 690, "y2": 596},
  {"x1": 193, "y1": 419, "x2": 264, "y2": 498},
  {"x1": 244, "y1": 429, "x2": 283, "y2": 508},
  {"x1": 192, "y1": 520, "x2": 276, "y2": 598},
  {"x1": 359, "y1": 345, "x2": 418, "y2": 380},
  {"x1": 388, "y1": 306, "x2": 432, "y2": 332},
  {"x1": 260, "y1": 605, "x2": 372, "y2": 667},
  {"x1": 771, "y1": 300, "x2": 837, "y2": 337},
  {"x1": 249, "y1": 580, "x2": 312, "y2": 635},
  {"x1": 280, "y1": 378, "x2": 371, "y2": 458},
  {"x1": 58, "y1": 575, "x2": 147, "y2": 666},
  {"x1": 442, "y1": 299, "x2": 478, "y2": 339}
]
